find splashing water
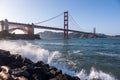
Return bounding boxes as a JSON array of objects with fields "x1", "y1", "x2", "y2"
[
  {"x1": 76, "y1": 67, "x2": 117, "y2": 80},
  {"x1": 75, "y1": 69, "x2": 88, "y2": 80},
  {"x1": 0, "y1": 40, "x2": 118, "y2": 80},
  {"x1": 47, "y1": 51, "x2": 60, "y2": 64},
  {"x1": 0, "y1": 40, "x2": 59, "y2": 63}
]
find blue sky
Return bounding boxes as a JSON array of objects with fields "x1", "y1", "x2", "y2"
[{"x1": 0, "y1": 0, "x2": 120, "y2": 35}]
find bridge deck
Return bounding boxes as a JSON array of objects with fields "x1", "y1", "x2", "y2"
[{"x1": 0, "y1": 21, "x2": 93, "y2": 34}]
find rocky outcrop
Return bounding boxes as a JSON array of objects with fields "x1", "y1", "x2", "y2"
[{"x1": 0, "y1": 49, "x2": 80, "y2": 80}]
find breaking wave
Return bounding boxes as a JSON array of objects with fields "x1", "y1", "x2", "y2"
[
  {"x1": 76, "y1": 68, "x2": 117, "y2": 80},
  {"x1": 0, "y1": 40, "x2": 117, "y2": 80}
]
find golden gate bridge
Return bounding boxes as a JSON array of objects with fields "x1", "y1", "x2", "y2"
[{"x1": 0, "y1": 11, "x2": 96, "y2": 39}]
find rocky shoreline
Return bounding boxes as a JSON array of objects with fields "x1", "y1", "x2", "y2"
[
  {"x1": 0, "y1": 49, "x2": 80, "y2": 80},
  {"x1": 0, "y1": 30, "x2": 40, "y2": 40}
]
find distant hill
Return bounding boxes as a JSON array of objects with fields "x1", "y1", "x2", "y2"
[
  {"x1": 39, "y1": 31, "x2": 64, "y2": 39},
  {"x1": 38, "y1": 31, "x2": 117, "y2": 39}
]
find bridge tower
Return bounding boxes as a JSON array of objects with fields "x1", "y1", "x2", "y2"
[{"x1": 64, "y1": 11, "x2": 68, "y2": 39}]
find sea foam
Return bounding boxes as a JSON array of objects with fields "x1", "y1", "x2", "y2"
[
  {"x1": 0, "y1": 40, "x2": 117, "y2": 80},
  {"x1": 76, "y1": 67, "x2": 117, "y2": 80}
]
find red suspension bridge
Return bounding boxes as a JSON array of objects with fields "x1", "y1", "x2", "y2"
[{"x1": 0, "y1": 11, "x2": 96, "y2": 38}]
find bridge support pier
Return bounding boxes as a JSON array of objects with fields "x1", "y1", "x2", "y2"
[
  {"x1": 93, "y1": 27, "x2": 96, "y2": 38},
  {"x1": 32, "y1": 23, "x2": 34, "y2": 34},
  {"x1": 64, "y1": 11, "x2": 68, "y2": 39},
  {"x1": 4, "y1": 19, "x2": 9, "y2": 32},
  {"x1": 1, "y1": 20, "x2": 4, "y2": 31}
]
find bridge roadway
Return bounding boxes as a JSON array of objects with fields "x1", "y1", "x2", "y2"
[{"x1": 1, "y1": 21, "x2": 93, "y2": 35}]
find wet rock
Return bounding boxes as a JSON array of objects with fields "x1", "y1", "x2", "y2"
[
  {"x1": 63, "y1": 74, "x2": 73, "y2": 80},
  {"x1": 49, "y1": 66, "x2": 58, "y2": 71},
  {"x1": 34, "y1": 61, "x2": 44, "y2": 67},
  {"x1": 73, "y1": 76, "x2": 80, "y2": 80},
  {"x1": 50, "y1": 74, "x2": 63, "y2": 80},
  {"x1": 0, "y1": 51, "x2": 12, "y2": 65},
  {"x1": 56, "y1": 70, "x2": 62, "y2": 75},
  {"x1": 48, "y1": 69, "x2": 57, "y2": 78},
  {"x1": 12, "y1": 68, "x2": 30, "y2": 78},
  {"x1": 23, "y1": 58, "x2": 33, "y2": 65},
  {"x1": 0, "y1": 49, "x2": 10, "y2": 55},
  {"x1": 0, "y1": 66, "x2": 15, "y2": 80},
  {"x1": 0, "y1": 49, "x2": 81, "y2": 80}
]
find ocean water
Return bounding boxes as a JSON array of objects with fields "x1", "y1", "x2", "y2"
[{"x1": 0, "y1": 38, "x2": 120, "y2": 80}]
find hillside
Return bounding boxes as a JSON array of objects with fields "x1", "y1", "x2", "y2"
[{"x1": 38, "y1": 31, "x2": 112, "y2": 39}]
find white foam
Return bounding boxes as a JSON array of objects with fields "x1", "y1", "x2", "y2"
[
  {"x1": 0, "y1": 40, "x2": 59, "y2": 63},
  {"x1": 75, "y1": 67, "x2": 117, "y2": 80},
  {"x1": 47, "y1": 51, "x2": 60, "y2": 64},
  {"x1": 50, "y1": 62, "x2": 76, "y2": 76},
  {"x1": 0, "y1": 40, "x2": 117, "y2": 80},
  {"x1": 75, "y1": 69, "x2": 88, "y2": 80},
  {"x1": 73, "y1": 50, "x2": 81, "y2": 54},
  {"x1": 97, "y1": 52, "x2": 120, "y2": 58}
]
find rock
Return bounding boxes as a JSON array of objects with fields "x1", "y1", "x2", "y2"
[
  {"x1": 49, "y1": 66, "x2": 58, "y2": 71},
  {"x1": 0, "y1": 49, "x2": 81, "y2": 80},
  {"x1": 0, "y1": 66, "x2": 10, "y2": 80},
  {"x1": 42, "y1": 64, "x2": 49, "y2": 69},
  {"x1": 17, "y1": 76, "x2": 28, "y2": 80},
  {"x1": 34, "y1": 61, "x2": 44, "y2": 67},
  {"x1": 63, "y1": 74, "x2": 73, "y2": 80},
  {"x1": 23, "y1": 58, "x2": 33, "y2": 64},
  {"x1": 50, "y1": 74, "x2": 63, "y2": 80},
  {"x1": 12, "y1": 75, "x2": 28, "y2": 80},
  {"x1": 73, "y1": 76, "x2": 80, "y2": 80},
  {"x1": 0, "y1": 51, "x2": 12, "y2": 65},
  {"x1": 0, "y1": 49, "x2": 10, "y2": 55},
  {"x1": 56, "y1": 70, "x2": 62, "y2": 75},
  {"x1": 12, "y1": 68, "x2": 30, "y2": 78},
  {"x1": 50, "y1": 69, "x2": 57, "y2": 75}
]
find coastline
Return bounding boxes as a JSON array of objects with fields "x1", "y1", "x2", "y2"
[
  {"x1": 0, "y1": 30, "x2": 40, "y2": 40},
  {"x1": 0, "y1": 49, "x2": 80, "y2": 80}
]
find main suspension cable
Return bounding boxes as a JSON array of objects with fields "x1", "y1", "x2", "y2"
[{"x1": 35, "y1": 12, "x2": 64, "y2": 24}]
